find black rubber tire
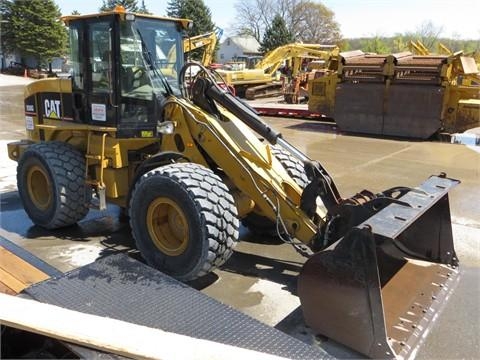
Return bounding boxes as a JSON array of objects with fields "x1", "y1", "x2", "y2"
[
  {"x1": 129, "y1": 163, "x2": 239, "y2": 281},
  {"x1": 242, "y1": 146, "x2": 308, "y2": 237},
  {"x1": 17, "y1": 141, "x2": 90, "y2": 229},
  {"x1": 271, "y1": 146, "x2": 309, "y2": 188}
]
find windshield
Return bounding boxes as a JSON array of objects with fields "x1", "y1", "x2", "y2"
[{"x1": 120, "y1": 17, "x2": 184, "y2": 97}]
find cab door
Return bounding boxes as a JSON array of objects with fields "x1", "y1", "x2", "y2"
[
  {"x1": 69, "y1": 15, "x2": 118, "y2": 125},
  {"x1": 85, "y1": 17, "x2": 118, "y2": 125}
]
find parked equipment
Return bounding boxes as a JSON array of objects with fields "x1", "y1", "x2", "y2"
[
  {"x1": 409, "y1": 40, "x2": 454, "y2": 56},
  {"x1": 8, "y1": 7, "x2": 460, "y2": 359},
  {"x1": 184, "y1": 29, "x2": 222, "y2": 66},
  {"x1": 308, "y1": 50, "x2": 480, "y2": 138},
  {"x1": 409, "y1": 40, "x2": 430, "y2": 55},
  {"x1": 216, "y1": 43, "x2": 337, "y2": 99}
]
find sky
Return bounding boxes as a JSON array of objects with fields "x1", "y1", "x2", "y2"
[{"x1": 54, "y1": 0, "x2": 480, "y2": 40}]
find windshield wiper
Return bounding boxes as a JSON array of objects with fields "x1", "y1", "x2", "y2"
[{"x1": 135, "y1": 28, "x2": 173, "y2": 97}]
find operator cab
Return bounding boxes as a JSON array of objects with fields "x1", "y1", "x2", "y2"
[{"x1": 63, "y1": 7, "x2": 191, "y2": 138}]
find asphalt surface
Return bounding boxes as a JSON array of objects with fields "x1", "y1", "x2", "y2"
[{"x1": 0, "y1": 74, "x2": 479, "y2": 359}]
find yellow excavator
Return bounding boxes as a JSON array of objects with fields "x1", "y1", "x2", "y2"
[
  {"x1": 215, "y1": 43, "x2": 337, "y2": 99},
  {"x1": 183, "y1": 29, "x2": 221, "y2": 66},
  {"x1": 7, "y1": 7, "x2": 460, "y2": 358},
  {"x1": 164, "y1": 29, "x2": 219, "y2": 74}
]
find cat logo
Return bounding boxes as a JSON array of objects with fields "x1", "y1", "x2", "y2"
[{"x1": 44, "y1": 99, "x2": 61, "y2": 118}]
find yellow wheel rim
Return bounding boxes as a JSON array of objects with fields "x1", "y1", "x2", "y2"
[
  {"x1": 146, "y1": 197, "x2": 189, "y2": 256},
  {"x1": 27, "y1": 164, "x2": 52, "y2": 211}
]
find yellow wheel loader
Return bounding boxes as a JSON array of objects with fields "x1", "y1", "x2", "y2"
[{"x1": 7, "y1": 7, "x2": 460, "y2": 358}]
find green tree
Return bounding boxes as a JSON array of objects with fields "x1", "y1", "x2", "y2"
[
  {"x1": 392, "y1": 35, "x2": 408, "y2": 52},
  {"x1": 138, "y1": 0, "x2": 151, "y2": 14},
  {"x1": 100, "y1": 0, "x2": 138, "y2": 12},
  {"x1": 166, "y1": 0, "x2": 216, "y2": 60},
  {"x1": 362, "y1": 35, "x2": 390, "y2": 54},
  {"x1": 259, "y1": 14, "x2": 293, "y2": 53},
  {"x1": 0, "y1": 0, "x2": 13, "y2": 68},
  {"x1": 100, "y1": 0, "x2": 150, "y2": 14},
  {"x1": 292, "y1": 2, "x2": 341, "y2": 44},
  {"x1": 233, "y1": 0, "x2": 341, "y2": 45},
  {"x1": 1, "y1": 0, "x2": 67, "y2": 70},
  {"x1": 166, "y1": 0, "x2": 215, "y2": 37}
]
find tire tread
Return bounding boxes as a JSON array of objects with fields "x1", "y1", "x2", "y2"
[
  {"x1": 17, "y1": 141, "x2": 89, "y2": 229},
  {"x1": 130, "y1": 163, "x2": 239, "y2": 280}
]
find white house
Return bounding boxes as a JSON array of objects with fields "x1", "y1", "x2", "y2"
[{"x1": 218, "y1": 35, "x2": 261, "y2": 63}]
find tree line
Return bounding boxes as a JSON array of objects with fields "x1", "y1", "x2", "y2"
[
  {"x1": 233, "y1": 1, "x2": 478, "y2": 55},
  {"x1": 1, "y1": 0, "x2": 478, "y2": 71},
  {"x1": 342, "y1": 20, "x2": 479, "y2": 56},
  {"x1": 344, "y1": 36, "x2": 479, "y2": 56}
]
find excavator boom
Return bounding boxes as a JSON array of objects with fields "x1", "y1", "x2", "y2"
[
  {"x1": 184, "y1": 29, "x2": 222, "y2": 66},
  {"x1": 255, "y1": 43, "x2": 338, "y2": 77}
]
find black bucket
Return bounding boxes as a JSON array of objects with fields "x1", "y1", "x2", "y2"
[{"x1": 298, "y1": 175, "x2": 460, "y2": 358}]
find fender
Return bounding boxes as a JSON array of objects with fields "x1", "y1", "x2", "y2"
[{"x1": 126, "y1": 151, "x2": 190, "y2": 210}]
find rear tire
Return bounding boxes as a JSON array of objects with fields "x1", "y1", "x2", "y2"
[
  {"x1": 242, "y1": 146, "x2": 308, "y2": 237},
  {"x1": 17, "y1": 141, "x2": 90, "y2": 229},
  {"x1": 129, "y1": 163, "x2": 239, "y2": 281}
]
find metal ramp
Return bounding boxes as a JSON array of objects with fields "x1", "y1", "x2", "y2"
[{"x1": 24, "y1": 253, "x2": 331, "y2": 360}]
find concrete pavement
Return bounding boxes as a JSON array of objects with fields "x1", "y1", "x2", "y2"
[
  {"x1": 0, "y1": 80, "x2": 479, "y2": 359},
  {"x1": 0, "y1": 73, "x2": 34, "y2": 87}
]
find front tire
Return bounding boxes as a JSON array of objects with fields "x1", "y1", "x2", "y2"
[
  {"x1": 129, "y1": 163, "x2": 239, "y2": 281},
  {"x1": 17, "y1": 141, "x2": 90, "y2": 229}
]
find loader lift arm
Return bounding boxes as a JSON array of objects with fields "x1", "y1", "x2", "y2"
[{"x1": 183, "y1": 62, "x2": 343, "y2": 212}]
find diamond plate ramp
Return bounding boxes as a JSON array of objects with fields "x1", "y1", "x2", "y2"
[{"x1": 24, "y1": 253, "x2": 330, "y2": 360}]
